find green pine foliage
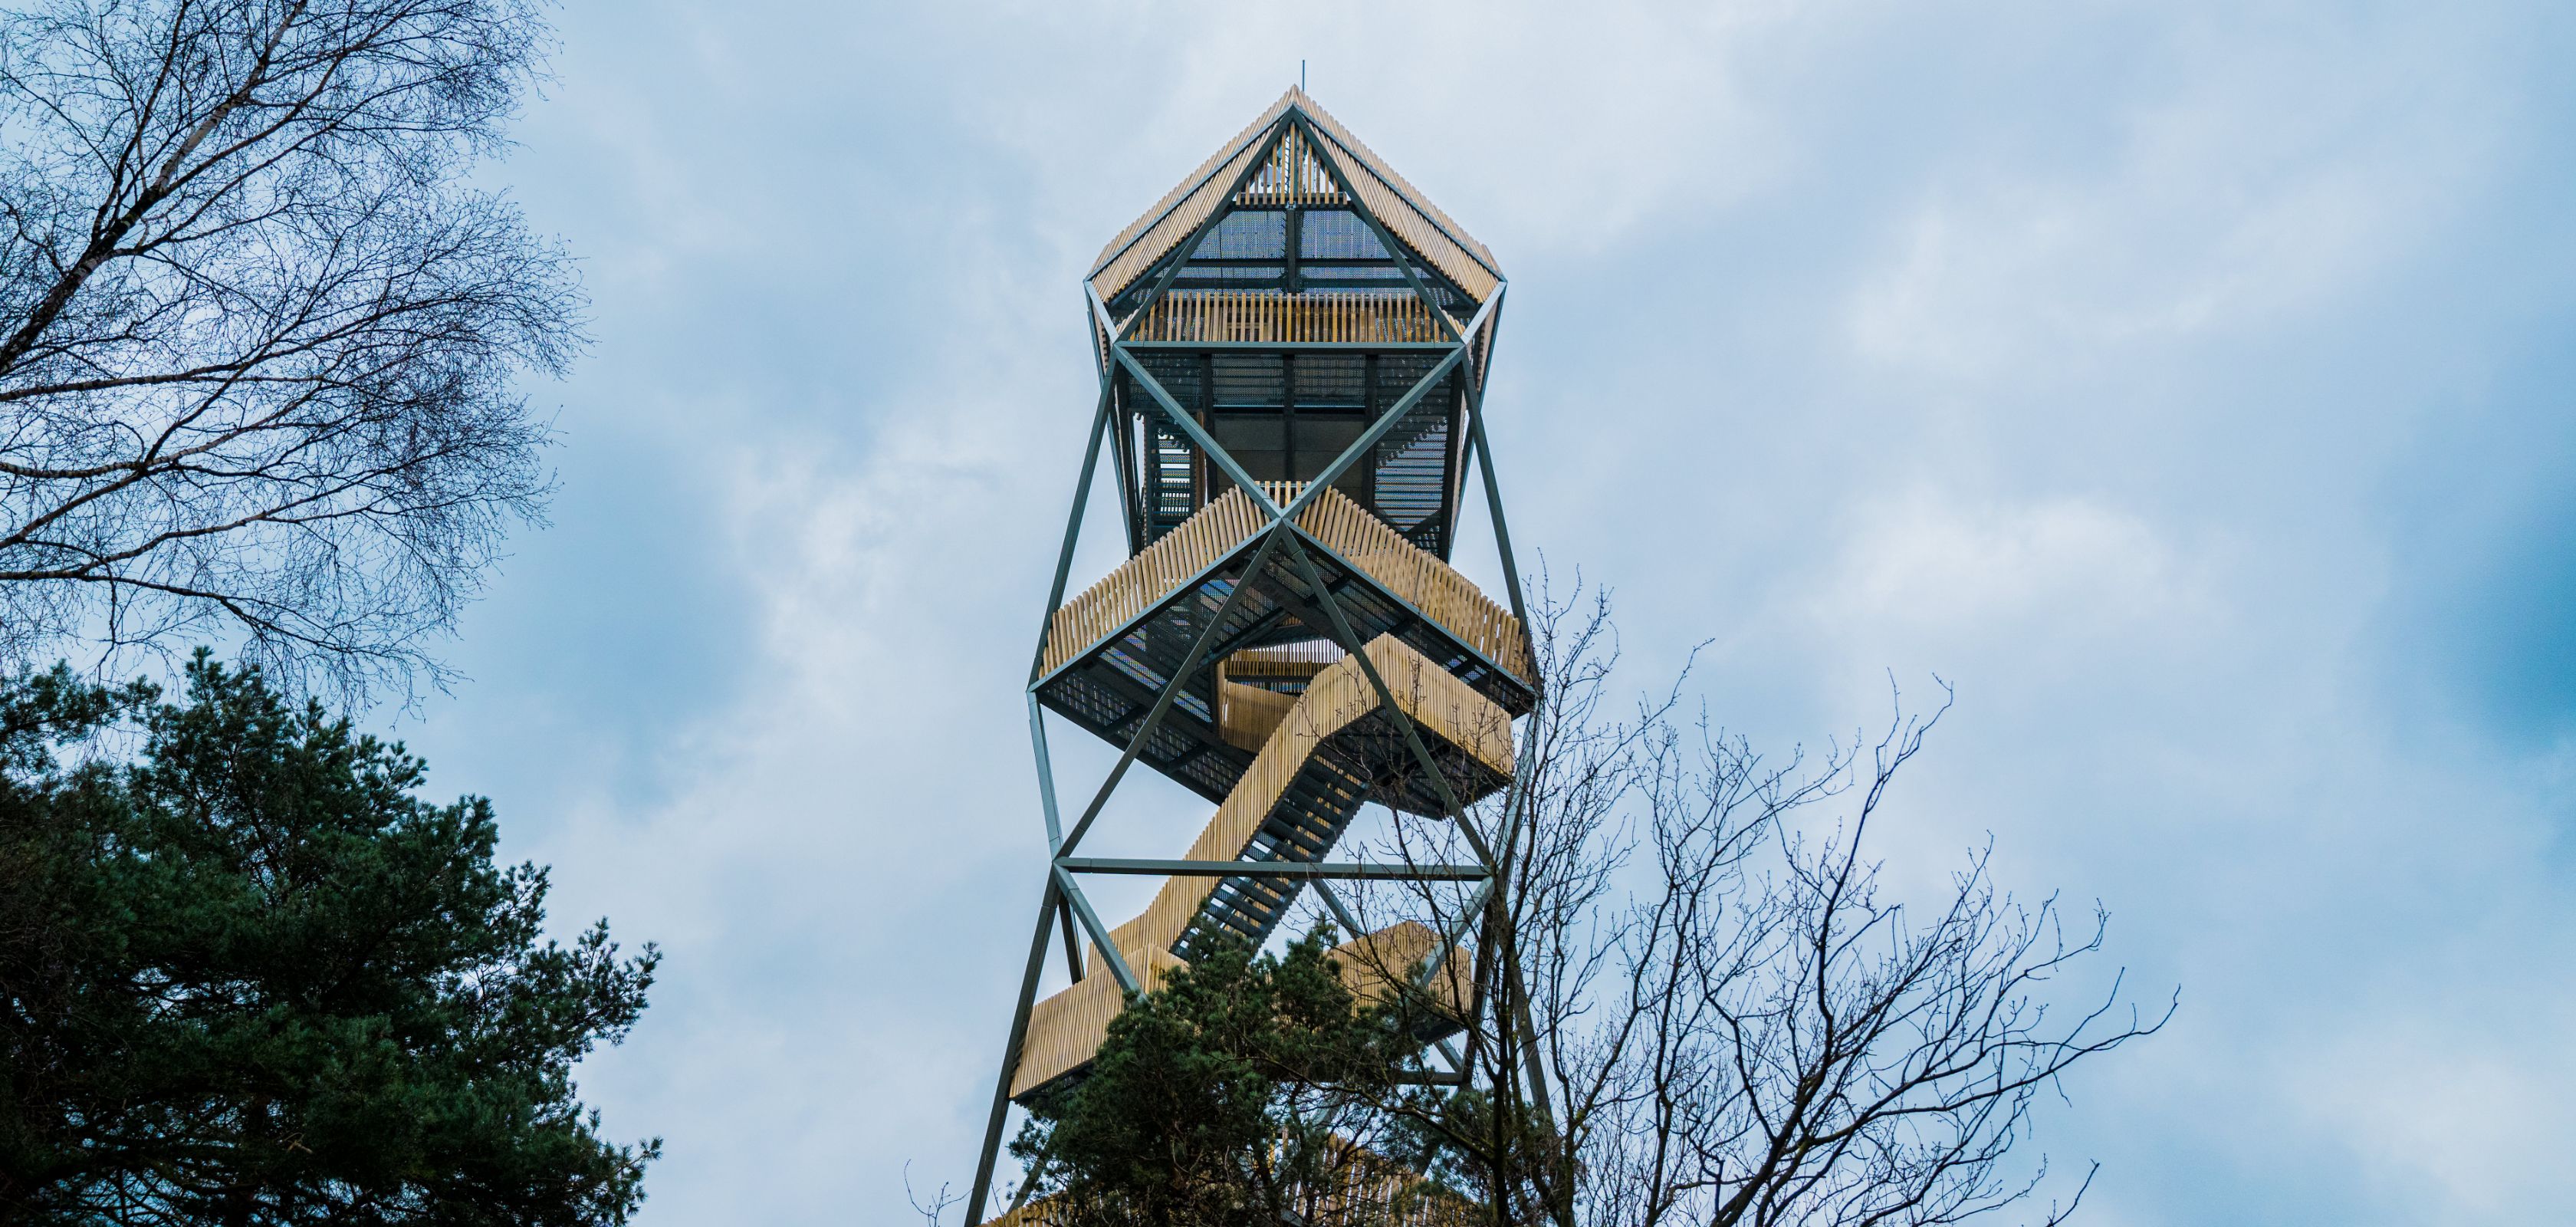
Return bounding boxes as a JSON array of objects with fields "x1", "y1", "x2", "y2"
[
  {"x1": 1010, "y1": 927, "x2": 1462, "y2": 1227},
  {"x1": 0, "y1": 656, "x2": 659, "y2": 1225}
]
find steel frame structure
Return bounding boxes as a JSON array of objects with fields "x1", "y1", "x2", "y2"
[{"x1": 964, "y1": 88, "x2": 1540, "y2": 1223}]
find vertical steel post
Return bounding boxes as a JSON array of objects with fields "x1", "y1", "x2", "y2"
[{"x1": 965, "y1": 880, "x2": 1063, "y2": 1225}]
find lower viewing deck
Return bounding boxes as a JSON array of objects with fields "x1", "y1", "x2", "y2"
[{"x1": 1034, "y1": 483, "x2": 1533, "y2": 804}]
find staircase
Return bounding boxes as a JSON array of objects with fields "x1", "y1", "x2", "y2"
[{"x1": 1011, "y1": 633, "x2": 1506, "y2": 1100}]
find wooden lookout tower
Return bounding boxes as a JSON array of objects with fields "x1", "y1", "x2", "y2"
[{"x1": 968, "y1": 87, "x2": 1538, "y2": 1222}]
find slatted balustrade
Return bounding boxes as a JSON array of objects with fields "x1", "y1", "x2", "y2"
[
  {"x1": 1041, "y1": 482, "x2": 1532, "y2": 684},
  {"x1": 1128, "y1": 289, "x2": 1445, "y2": 344},
  {"x1": 1086, "y1": 87, "x2": 1501, "y2": 310},
  {"x1": 1217, "y1": 643, "x2": 1336, "y2": 751},
  {"x1": 1086, "y1": 87, "x2": 1500, "y2": 310},
  {"x1": 1294, "y1": 97, "x2": 1503, "y2": 305}
]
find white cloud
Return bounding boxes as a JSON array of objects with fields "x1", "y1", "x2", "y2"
[
  {"x1": 1846, "y1": 6, "x2": 2503, "y2": 382},
  {"x1": 392, "y1": 2, "x2": 2576, "y2": 1222},
  {"x1": 1808, "y1": 488, "x2": 2214, "y2": 644},
  {"x1": 2288, "y1": 1020, "x2": 2576, "y2": 1217}
]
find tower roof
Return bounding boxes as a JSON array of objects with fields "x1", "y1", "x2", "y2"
[{"x1": 1087, "y1": 87, "x2": 1502, "y2": 309}]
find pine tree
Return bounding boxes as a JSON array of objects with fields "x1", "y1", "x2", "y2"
[
  {"x1": 1008, "y1": 928, "x2": 1464, "y2": 1227},
  {"x1": 0, "y1": 657, "x2": 659, "y2": 1225}
]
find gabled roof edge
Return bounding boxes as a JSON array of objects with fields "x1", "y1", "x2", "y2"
[
  {"x1": 1279, "y1": 87, "x2": 1502, "y2": 281},
  {"x1": 1085, "y1": 87, "x2": 1505, "y2": 306},
  {"x1": 1087, "y1": 89, "x2": 1299, "y2": 280}
]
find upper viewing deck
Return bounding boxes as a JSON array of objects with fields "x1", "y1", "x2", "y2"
[{"x1": 1083, "y1": 89, "x2": 1505, "y2": 561}]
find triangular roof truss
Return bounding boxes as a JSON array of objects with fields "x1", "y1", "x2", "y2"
[{"x1": 1087, "y1": 87, "x2": 1503, "y2": 333}]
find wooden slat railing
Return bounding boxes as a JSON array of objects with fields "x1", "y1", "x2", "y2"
[
  {"x1": 1042, "y1": 483, "x2": 1531, "y2": 682},
  {"x1": 1128, "y1": 289, "x2": 1443, "y2": 344},
  {"x1": 1009, "y1": 945, "x2": 1188, "y2": 1104},
  {"x1": 1293, "y1": 488, "x2": 1532, "y2": 681},
  {"x1": 1017, "y1": 636, "x2": 1505, "y2": 1100},
  {"x1": 1040, "y1": 487, "x2": 1270, "y2": 677}
]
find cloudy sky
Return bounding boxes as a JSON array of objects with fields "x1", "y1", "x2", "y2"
[{"x1": 396, "y1": 2, "x2": 2575, "y2": 1222}]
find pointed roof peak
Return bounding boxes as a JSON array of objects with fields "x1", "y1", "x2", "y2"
[{"x1": 1089, "y1": 90, "x2": 1500, "y2": 307}]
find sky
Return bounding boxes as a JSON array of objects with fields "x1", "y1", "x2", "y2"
[{"x1": 389, "y1": 2, "x2": 2576, "y2": 1222}]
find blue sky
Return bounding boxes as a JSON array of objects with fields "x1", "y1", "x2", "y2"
[{"x1": 399, "y1": 2, "x2": 2576, "y2": 1222}]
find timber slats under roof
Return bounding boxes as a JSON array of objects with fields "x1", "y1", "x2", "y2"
[
  {"x1": 1087, "y1": 87, "x2": 1502, "y2": 309},
  {"x1": 1086, "y1": 94, "x2": 1295, "y2": 305}
]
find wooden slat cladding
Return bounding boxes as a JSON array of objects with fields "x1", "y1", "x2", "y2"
[
  {"x1": 1299, "y1": 490, "x2": 1533, "y2": 682},
  {"x1": 1009, "y1": 945, "x2": 1187, "y2": 1100},
  {"x1": 1042, "y1": 485, "x2": 1269, "y2": 676},
  {"x1": 1301, "y1": 123, "x2": 1500, "y2": 306},
  {"x1": 1088, "y1": 95, "x2": 1294, "y2": 286},
  {"x1": 1042, "y1": 483, "x2": 1531, "y2": 683},
  {"x1": 1234, "y1": 123, "x2": 1343, "y2": 208},
  {"x1": 1332, "y1": 919, "x2": 1473, "y2": 1025},
  {"x1": 1217, "y1": 646, "x2": 1337, "y2": 752},
  {"x1": 1290, "y1": 87, "x2": 1501, "y2": 282},
  {"x1": 1086, "y1": 87, "x2": 1504, "y2": 311},
  {"x1": 1128, "y1": 290, "x2": 1442, "y2": 344},
  {"x1": 1020, "y1": 912, "x2": 1473, "y2": 1097},
  {"x1": 1217, "y1": 675, "x2": 1300, "y2": 752},
  {"x1": 1017, "y1": 637, "x2": 1502, "y2": 1102},
  {"x1": 1090, "y1": 133, "x2": 1276, "y2": 304}
]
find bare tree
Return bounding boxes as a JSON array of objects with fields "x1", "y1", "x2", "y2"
[
  {"x1": 0, "y1": 0, "x2": 579, "y2": 699},
  {"x1": 1327, "y1": 580, "x2": 2174, "y2": 1225}
]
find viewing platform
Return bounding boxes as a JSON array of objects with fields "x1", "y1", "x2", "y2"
[{"x1": 1034, "y1": 482, "x2": 1534, "y2": 804}]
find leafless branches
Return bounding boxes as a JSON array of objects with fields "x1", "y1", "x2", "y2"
[
  {"x1": 0, "y1": 0, "x2": 577, "y2": 700},
  {"x1": 1332, "y1": 577, "x2": 2170, "y2": 1225}
]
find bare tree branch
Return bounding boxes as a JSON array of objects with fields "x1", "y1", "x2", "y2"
[
  {"x1": 1332, "y1": 573, "x2": 2171, "y2": 1226},
  {"x1": 0, "y1": 0, "x2": 580, "y2": 702}
]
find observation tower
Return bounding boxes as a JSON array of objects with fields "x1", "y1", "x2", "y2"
[{"x1": 968, "y1": 87, "x2": 1536, "y2": 1222}]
